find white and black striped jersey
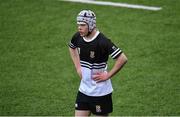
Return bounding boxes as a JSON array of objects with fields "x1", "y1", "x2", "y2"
[{"x1": 69, "y1": 31, "x2": 122, "y2": 96}]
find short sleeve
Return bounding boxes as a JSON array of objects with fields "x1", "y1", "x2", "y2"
[
  {"x1": 107, "y1": 39, "x2": 122, "y2": 59},
  {"x1": 68, "y1": 32, "x2": 79, "y2": 49}
]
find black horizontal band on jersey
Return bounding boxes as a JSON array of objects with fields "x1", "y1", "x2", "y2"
[
  {"x1": 81, "y1": 65, "x2": 106, "y2": 70},
  {"x1": 80, "y1": 61, "x2": 107, "y2": 69}
]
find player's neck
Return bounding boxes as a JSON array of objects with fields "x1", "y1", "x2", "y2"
[
  {"x1": 85, "y1": 28, "x2": 97, "y2": 40},
  {"x1": 83, "y1": 29, "x2": 99, "y2": 43}
]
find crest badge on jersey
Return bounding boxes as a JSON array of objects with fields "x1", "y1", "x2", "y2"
[
  {"x1": 90, "y1": 51, "x2": 95, "y2": 58},
  {"x1": 96, "y1": 105, "x2": 102, "y2": 113}
]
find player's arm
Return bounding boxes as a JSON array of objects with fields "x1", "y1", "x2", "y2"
[
  {"x1": 93, "y1": 53, "x2": 127, "y2": 82},
  {"x1": 108, "y1": 53, "x2": 127, "y2": 78},
  {"x1": 69, "y1": 47, "x2": 82, "y2": 79}
]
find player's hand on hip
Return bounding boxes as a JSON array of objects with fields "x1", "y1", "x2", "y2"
[{"x1": 92, "y1": 71, "x2": 109, "y2": 83}]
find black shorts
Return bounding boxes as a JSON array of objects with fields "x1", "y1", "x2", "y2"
[{"x1": 75, "y1": 91, "x2": 113, "y2": 115}]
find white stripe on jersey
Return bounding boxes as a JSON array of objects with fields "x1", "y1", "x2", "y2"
[
  {"x1": 80, "y1": 60, "x2": 107, "y2": 69},
  {"x1": 111, "y1": 48, "x2": 120, "y2": 57},
  {"x1": 80, "y1": 60, "x2": 106, "y2": 66},
  {"x1": 69, "y1": 42, "x2": 76, "y2": 48},
  {"x1": 111, "y1": 48, "x2": 122, "y2": 59},
  {"x1": 112, "y1": 50, "x2": 122, "y2": 59}
]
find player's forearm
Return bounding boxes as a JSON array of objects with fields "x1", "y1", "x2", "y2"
[
  {"x1": 69, "y1": 48, "x2": 81, "y2": 70},
  {"x1": 108, "y1": 53, "x2": 127, "y2": 79}
]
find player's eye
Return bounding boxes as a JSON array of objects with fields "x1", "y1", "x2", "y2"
[{"x1": 80, "y1": 24, "x2": 86, "y2": 26}]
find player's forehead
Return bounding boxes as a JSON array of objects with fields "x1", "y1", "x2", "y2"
[
  {"x1": 77, "y1": 22, "x2": 88, "y2": 26},
  {"x1": 77, "y1": 21, "x2": 86, "y2": 25}
]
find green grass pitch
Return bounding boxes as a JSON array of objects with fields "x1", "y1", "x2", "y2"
[{"x1": 0, "y1": 0, "x2": 179, "y2": 116}]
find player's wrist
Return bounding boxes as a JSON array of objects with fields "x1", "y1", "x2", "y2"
[{"x1": 106, "y1": 72, "x2": 112, "y2": 79}]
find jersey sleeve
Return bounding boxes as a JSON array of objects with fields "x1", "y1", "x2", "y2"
[
  {"x1": 68, "y1": 32, "x2": 79, "y2": 49},
  {"x1": 107, "y1": 39, "x2": 122, "y2": 59}
]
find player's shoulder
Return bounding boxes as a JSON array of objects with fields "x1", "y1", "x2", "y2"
[
  {"x1": 98, "y1": 32, "x2": 111, "y2": 43},
  {"x1": 74, "y1": 32, "x2": 80, "y2": 36},
  {"x1": 72, "y1": 32, "x2": 81, "y2": 39}
]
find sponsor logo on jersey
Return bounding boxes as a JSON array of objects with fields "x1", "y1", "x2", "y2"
[{"x1": 112, "y1": 46, "x2": 117, "y2": 51}]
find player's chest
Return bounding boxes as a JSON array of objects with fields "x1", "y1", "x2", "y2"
[{"x1": 78, "y1": 43, "x2": 98, "y2": 59}]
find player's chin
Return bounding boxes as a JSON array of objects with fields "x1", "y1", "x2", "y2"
[
  {"x1": 80, "y1": 33, "x2": 86, "y2": 37},
  {"x1": 79, "y1": 31, "x2": 87, "y2": 37}
]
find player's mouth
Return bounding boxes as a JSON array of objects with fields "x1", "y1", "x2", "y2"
[{"x1": 79, "y1": 32, "x2": 85, "y2": 36}]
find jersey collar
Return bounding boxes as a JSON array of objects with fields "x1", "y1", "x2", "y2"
[{"x1": 83, "y1": 30, "x2": 100, "y2": 42}]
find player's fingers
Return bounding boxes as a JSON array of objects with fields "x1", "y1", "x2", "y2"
[
  {"x1": 96, "y1": 79, "x2": 103, "y2": 83},
  {"x1": 92, "y1": 74, "x2": 99, "y2": 79},
  {"x1": 93, "y1": 76, "x2": 101, "y2": 81},
  {"x1": 93, "y1": 77, "x2": 99, "y2": 81}
]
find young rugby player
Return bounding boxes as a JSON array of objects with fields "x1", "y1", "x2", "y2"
[{"x1": 69, "y1": 10, "x2": 127, "y2": 116}]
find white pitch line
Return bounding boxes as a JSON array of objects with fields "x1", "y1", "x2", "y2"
[{"x1": 60, "y1": 0, "x2": 162, "y2": 11}]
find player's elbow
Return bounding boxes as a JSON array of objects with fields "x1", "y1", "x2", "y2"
[{"x1": 121, "y1": 53, "x2": 128, "y2": 64}]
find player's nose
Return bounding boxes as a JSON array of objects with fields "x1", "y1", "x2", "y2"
[{"x1": 78, "y1": 26, "x2": 82, "y2": 31}]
